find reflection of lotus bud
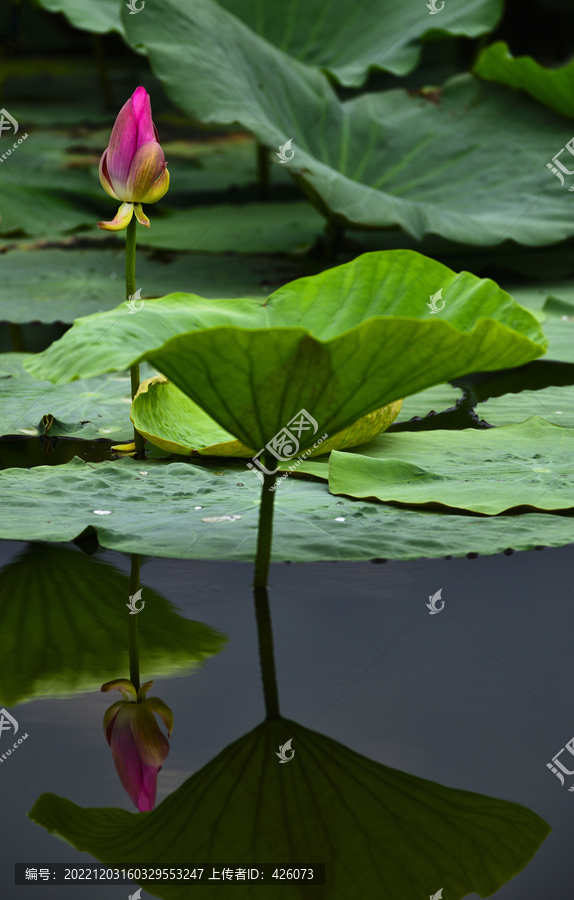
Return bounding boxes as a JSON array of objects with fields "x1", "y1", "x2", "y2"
[
  {"x1": 101, "y1": 678, "x2": 173, "y2": 811},
  {"x1": 97, "y1": 87, "x2": 169, "y2": 232}
]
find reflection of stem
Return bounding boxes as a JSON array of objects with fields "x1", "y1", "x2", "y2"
[
  {"x1": 254, "y1": 586, "x2": 280, "y2": 719},
  {"x1": 253, "y1": 459, "x2": 279, "y2": 718},
  {"x1": 256, "y1": 142, "x2": 270, "y2": 201},
  {"x1": 128, "y1": 554, "x2": 141, "y2": 692},
  {"x1": 125, "y1": 216, "x2": 145, "y2": 459}
]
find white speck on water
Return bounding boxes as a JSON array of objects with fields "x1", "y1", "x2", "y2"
[
  {"x1": 335, "y1": 516, "x2": 346, "y2": 522},
  {"x1": 120, "y1": 398, "x2": 132, "y2": 403},
  {"x1": 202, "y1": 515, "x2": 242, "y2": 523},
  {"x1": 93, "y1": 510, "x2": 112, "y2": 515},
  {"x1": 194, "y1": 506, "x2": 202, "y2": 510},
  {"x1": 139, "y1": 471, "x2": 148, "y2": 475}
]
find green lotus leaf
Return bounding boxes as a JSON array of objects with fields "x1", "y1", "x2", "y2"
[
  {"x1": 0, "y1": 354, "x2": 156, "y2": 440},
  {"x1": 37, "y1": 0, "x2": 502, "y2": 85},
  {"x1": 135, "y1": 203, "x2": 325, "y2": 254},
  {"x1": 0, "y1": 543, "x2": 225, "y2": 707},
  {"x1": 324, "y1": 417, "x2": 574, "y2": 515},
  {"x1": 2, "y1": 455, "x2": 574, "y2": 562},
  {"x1": 29, "y1": 718, "x2": 549, "y2": 900},
  {"x1": 474, "y1": 41, "x2": 574, "y2": 118},
  {"x1": 121, "y1": 0, "x2": 574, "y2": 244},
  {"x1": 479, "y1": 385, "x2": 574, "y2": 428},
  {"x1": 0, "y1": 249, "x2": 302, "y2": 324},
  {"x1": 131, "y1": 375, "x2": 251, "y2": 457},
  {"x1": 25, "y1": 250, "x2": 547, "y2": 454},
  {"x1": 130, "y1": 374, "x2": 403, "y2": 457},
  {"x1": 36, "y1": 0, "x2": 126, "y2": 36},
  {"x1": 218, "y1": 0, "x2": 503, "y2": 86}
]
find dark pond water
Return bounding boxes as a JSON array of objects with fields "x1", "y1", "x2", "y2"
[{"x1": 1, "y1": 539, "x2": 573, "y2": 899}]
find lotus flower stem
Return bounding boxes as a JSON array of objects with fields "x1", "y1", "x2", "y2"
[
  {"x1": 252, "y1": 459, "x2": 280, "y2": 716},
  {"x1": 256, "y1": 142, "x2": 270, "y2": 201},
  {"x1": 253, "y1": 459, "x2": 277, "y2": 589},
  {"x1": 254, "y1": 585, "x2": 280, "y2": 719},
  {"x1": 125, "y1": 217, "x2": 145, "y2": 457},
  {"x1": 128, "y1": 553, "x2": 141, "y2": 691}
]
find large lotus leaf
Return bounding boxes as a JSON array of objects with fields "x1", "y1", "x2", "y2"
[
  {"x1": 0, "y1": 355, "x2": 156, "y2": 440},
  {"x1": 325, "y1": 417, "x2": 574, "y2": 515},
  {"x1": 474, "y1": 42, "x2": 574, "y2": 118},
  {"x1": 131, "y1": 375, "x2": 403, "y2": 457},
  {"x1": 2, "y1": 456, "x2": 574, "y2": 561},
  {"x1": 25, "y1": 250, "x2": 547, "y2": 454},
  {"x1": 218, "y1": 0, "x2": 503, "y2": 86},
  {"x1": 0, "y1": 249, "x2": 305, "y2": 324},
  {"x1": 35, "y1": 0, "x2": 125, "y2": 34},
  {"x1": 121, "y1": 0, "x2": 574, "y2": 244},
  {"x1": 0, "y1": 543, "x2": 225, "y2": 707},
  {"x1": 29, "y1": 718, "x2": 549, "y2": 900}
]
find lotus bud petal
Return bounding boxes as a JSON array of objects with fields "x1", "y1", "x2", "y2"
[
  {"x1": 97, "y1": 202, "x2": 135, "y2": 232},
  {"x1": 134, "y1": 203, "x2": 150, "y2": 227},
  {"x1": 101, "y1": 678, "x2": 137, "y2": 701}
]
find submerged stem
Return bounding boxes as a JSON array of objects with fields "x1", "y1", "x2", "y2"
[
  {"x1": 125, "y1": 216, "x2": 145, "y2": 458},
  {"x1": 128, "y1": 553, "x2": 141, "y2": 692}
]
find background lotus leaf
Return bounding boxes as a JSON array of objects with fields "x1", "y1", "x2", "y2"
[
  {"x1": 0, "y1": 354, "x2": 155, "y2": 440},
  {"x1": 474, "y1": 41, "x2": 574, "y2": 118},
  {"x1": 36, "y1": 0, "x2": 126, "y2": 36},
  {"x1": 324, "y1": 417, "x2": 574, "y2": 514},
  {"x1": 120, "y1": 0, "x2": 574, "y2": 244},
  {"x1": 218, "y1": 0, "x2": 504, "y2": 85}
]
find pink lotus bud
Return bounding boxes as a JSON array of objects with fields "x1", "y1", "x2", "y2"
[
  {"x1": 101, "y1": 679, "x2": 173, "y2": 811},
  {"x1": 98, "y1": 87, "x2": 169, "y2": 231}
]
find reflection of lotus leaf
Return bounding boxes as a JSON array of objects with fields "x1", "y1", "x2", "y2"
[
  {"x1": 26, "y1": 251, "x2": 546, "y2": 455},
  {"x1": 30, "y1": 718, "x2": 549, "y2": 899},
  {"x1": 0, "y1": 544, "x2": 225, "y2": 706}
]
